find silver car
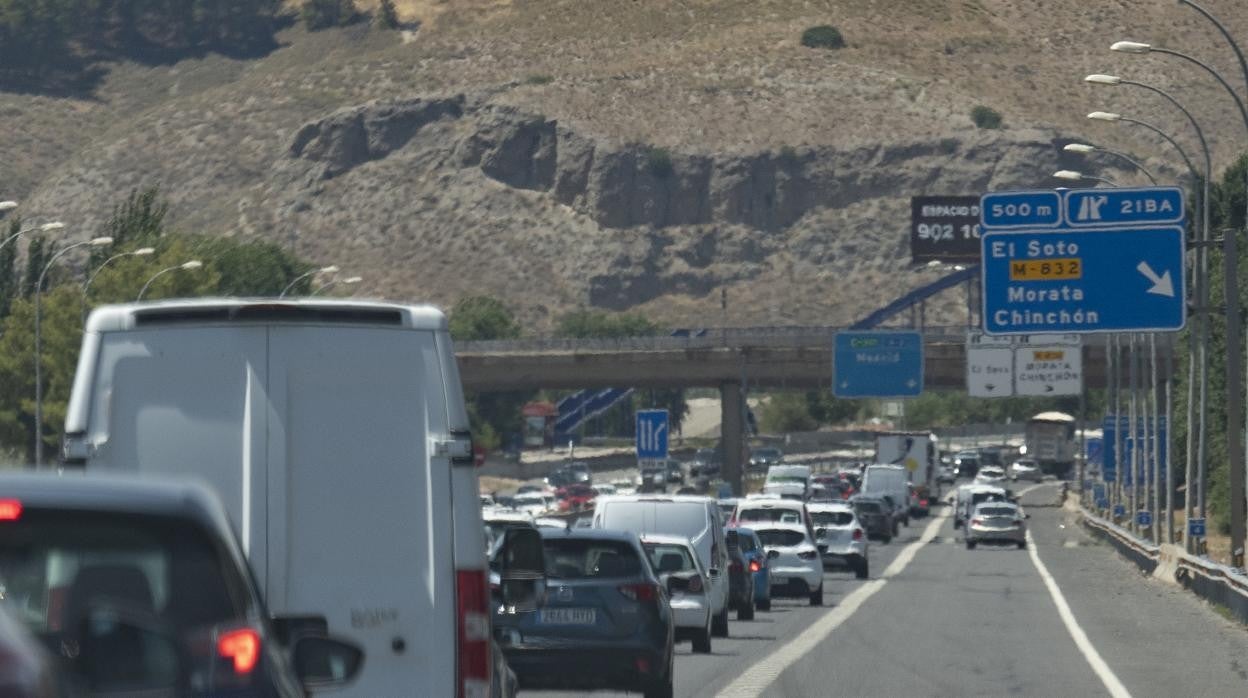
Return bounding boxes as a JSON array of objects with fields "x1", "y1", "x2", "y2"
[
  {"x1": 808, "y1": 502, "x2": 869, "y2": 579},
  {"x1": 964, "y1": 501, "x2": 1028, "y2": 549},
  {"x1": 1011, "y1": 458, "x2": 1043, "y2": 482},
  {"x1": 640, "y1": 534, "x2": 713, "y2": 653}
]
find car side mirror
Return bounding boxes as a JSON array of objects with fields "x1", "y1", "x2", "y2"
[
  {"x1": 814, "y1": 527, "x2": 827, "y2": 538},
  {"x1": 499, "y1": 526, "x2": 547, "y2": 611},
  {"x1": 766, "y1": 549, "x2": 780, "y2": 560},
  {"x1": 292, "y1": 635, "x2": 365, "y2": 689}
]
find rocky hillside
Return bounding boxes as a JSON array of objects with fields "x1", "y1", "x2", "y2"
[{"x1": 5, "y1": 0, "x2": 1246, "y2": 329}]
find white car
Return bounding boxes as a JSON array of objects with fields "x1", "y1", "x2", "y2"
[
  {"x1": 744, "y1": 523, "x2": 825, "y2": 606},
  {"x1": 733, "y1": 498, "x2": 811, "y2": 531},
  {"x1": 975, "y1": 466, "x2": 1008, "y2": 485},
  {"x1": 640, "y1": 534, "x2": 713, "y2": 653},
  {"x1": 1011, "y1": 459, "x2": 1043, "y2": 482},
  {"x1": 513, "y1": 492, "x2": 555, "y2": 516},
  {"x1": 807, "y1": 502, "x2": 869, "y2": 579},
  {"x1": 593, "y1": 483, "x2": 617, "y2": 496}
]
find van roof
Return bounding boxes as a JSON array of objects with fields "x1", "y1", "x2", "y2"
[
  {"x1": 597, "y1": 494, "x2": 715, "y2": 505},
  {"x1": 85, "y1": 298, "x2": 447, "y2": 333}
]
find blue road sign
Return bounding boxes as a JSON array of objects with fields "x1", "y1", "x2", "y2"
[
  {"x1": 833, "y1": 331, "x2": 923, "y2": 398},
  {"x1": 1102, "y1": 415, "x2": 1168, "y2": 486},
  {"x1": 1113, "y1": 504, "x2": 1126, "y2": 518},
  {"x1": 1189, "y1": 518, "x2": 1206, "y2": 537},
  {"x1": 982, "y1": 226, "x2": 1186, "y2": 335},
  {"x1": 1096, "y1": 497, "x2": 1109, "y2": 509},
  {"x1": 981, "y1": 191, "x2": 1062, "y2": 229},
  {"x1": 1093, "y1": 484, "x2": 1106, "y2": 502},
  {"x1": 1136, "y1": 510, "x2": 1153, "y2": 527},
  {"x1": 635, "y1": 409, "x2": 669, "y2": 460},
  {"x1": 1064, "y1": 187, "x2": 1184, "y2": 228},
  {"x1": 1087, "y1": 437, "x2": 1104, "y2": 466}
]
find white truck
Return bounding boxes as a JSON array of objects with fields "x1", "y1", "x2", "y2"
[
  {"x1": 62, "y1": 299, "x2": 502, "y2": 698},
  {"x1": 874, "y1": 431, "x2": 939, "y2": 514}
]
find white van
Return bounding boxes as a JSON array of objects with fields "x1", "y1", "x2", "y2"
[
  {"x1": 763, "y1": 464, "x2": 812, "y2": 500},
  {"x1": 592, "y1": 495, "x2": 731, "y2": 636},
  {"x1": 861, "y1": 464, "x2": 911, "y2": 527},
  {"x1": 62, "y1": 299, "x2": 492, "y2": 698}
]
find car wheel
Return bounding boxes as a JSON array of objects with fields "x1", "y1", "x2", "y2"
[
  {"x1": 966, "y1": 540, "x2": 977, "y2": 550},
  {"x1": 855, "y1": 559, "x2": 869, "y2": 580},
  {"x1": 1017, "y1": 540, "x2": 1027, "y2": 550},
  {"x1": 903, "y1": 516, "x2": 911, "y2": 527},
  {"x1": 692, "y1": 624, "x2": 712, "y2": 653},
  {"x1": 644, "y1": 667, "x2": 675, "y2": 698},
  {"x1": 737, "y1": 599, "x2": 754, "y2": 621},
  {"x1": 892, "y1": 521, "x2": 900, "y2": 538},
  {"x1": 953, "y1": 519, "x2": 962, "y2": 529},
  {"x1": 809, "y1": 582, "x2": 824, "y2": 606},
  {"x1": 756, "y1": 597, "x2": 771, "y2": 611},
  {"x1": 711, "y1": 606, "x2": 729, "y2": 637}
]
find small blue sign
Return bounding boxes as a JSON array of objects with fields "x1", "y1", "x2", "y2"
[
  {"x1": 833, "y1": 331, "x2": 923, "y2": 398},
  {"x1": 635, "y1": 409, "x2": 669, "y2": 461},
  {"x1": 1103, "y1": 415, "x2": 1168, "y2": 486},
  {"x1": 1136, "y1": 510, "x2": 1153, "y2": 527},
  {"x1": 1189, "y1": 518, "x2": 1206, "y2": 537},
  {"x1": 1093, "y1": 484, "x2": 1106, "y2": 502},
  {"x1": 982, "y1": 226, "x2": 1186, "y2": 335},
  {"x1": 1113, "y1": 504, "x2": 1126, "y2": 518},
  {"x1": 981, "y1": 191, "x2": 1063, "y2": 229},
  {"x1": 1096, "y1": 497, "x2": 1110, "y2": 509},
  {"x1": 1064, "y1": 187, "x2": 1184, "y2": 228}
]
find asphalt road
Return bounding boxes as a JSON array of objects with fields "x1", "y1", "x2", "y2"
[{"x1": 521, "y1": 482, "x2": 1248, "y2": 697}]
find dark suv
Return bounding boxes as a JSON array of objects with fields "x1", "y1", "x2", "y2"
[
  {"x1": 851, "y1": 496, "x2": 894, "y2": 543},
  {"x1": 0, "y1": 473, "x2": 361, "y2": 697}
]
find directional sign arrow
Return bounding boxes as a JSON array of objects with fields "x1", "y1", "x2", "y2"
[
  {"x1": 1045, "y1": 384, "x2": 1054, "y2": 393},
  {"x1": 1137, "y1": 261, "x2": 1175, "y2": 298},
  {"x1": 985, "y1": 384, "x2": 996, "y2": 391},
  {"x1": 906, "y1": 379, "x2": 918, "y2": 388}
]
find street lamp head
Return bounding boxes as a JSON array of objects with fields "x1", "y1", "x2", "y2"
[
  {"x1": 1084, "y1": 74, "x2": 1123, "y2": 86},
  {"x1": 0, "y1": 201, "x2": 16, "y2": 212},
  {"x1": 1088, "y1": 111, "x2": 1122, "y2": 122},
  {"x1": 320, "y1": 265, "x2": 340, "y2": 274},
  {"x1": 341, "y1": 276, "x2": 363, "y2": 284},
  {"x1": 1111, "y1": 41, "x2": 1152, "y2": 54},
  {"x1": 1053, "y1": 170, "x2": 1085, "y2": 181},
  {"x1": 89, "y1": 237, "x2": 113, "y2": 247},
  {"x1": 181, "y1": 260, "x2": 203, "y2": 270},
  {"x1": 39, "y1": 222, "x2": 65, "y2": 232},
  {"x1": 134, "y1": 247, "x2": 156, "y2": 256},
  {"x1": 1064, "y1": 143, "x2": 1097, "y2": 153}
]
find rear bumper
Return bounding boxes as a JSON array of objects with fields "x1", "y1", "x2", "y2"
[
  {"x1": 966, "y1": 526, "x2": 1025, "y2": 543},
  {"x1": 821, "y1": 551, "x2": 866, "y2": 569},
  {"x1": 506, "y1": 644, "x2": 670, "y2": 690},
  {"x1": 751, "y1": 571, "x2": 770, "y2": 601},
  {"x1": 769, "y1": 565, "x2": 821, "y2": 595},
  {"x1": 668, "y1": 597, "x2": 710, "y2": 630}
]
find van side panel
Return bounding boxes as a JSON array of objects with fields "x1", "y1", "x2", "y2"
[{"x1": 266, "y1": 327, "x2": 453, "y2": 698}]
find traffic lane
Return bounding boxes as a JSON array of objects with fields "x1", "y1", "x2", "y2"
[
  {"x1": 518, "y1": 513, "x2": 932, "y2": 697},
  {"x1": 767, "y1": 507, "x2": 1108, "y2": 697},
  {"x1": 1029, "y1": 502, "x2": 1248, "y2": 697}
]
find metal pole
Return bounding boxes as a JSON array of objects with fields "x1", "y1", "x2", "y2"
[
  {"x1": 1113, "y1": 334, "x2": 1124, "y2": 514},
  {"x1": 33, "y1": 240, "x2": 93, "y2": 466},
  {"x1": 1129, "y1": 333, "x2": 1140, "y2": 531},
  {"x1": 1167, "y1": 334, "x2": 1176, "y2": 545},
  {"x1": 1151, "y1": 333, "x2": 1161, "y2": 543},
  {"x1": 1225, "y1": 227, "x2": 1245, "y2": 566}
]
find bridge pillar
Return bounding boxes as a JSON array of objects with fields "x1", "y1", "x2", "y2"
[{"x1": 721, "y1": 381, "x2": 746, "y2": 496}]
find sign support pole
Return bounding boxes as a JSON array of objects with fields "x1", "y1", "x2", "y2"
[
  {"x1": 1167, "y1": 336, "x2": 1176, "y2": 545},
  {"x1": 1224, "y1": 227, "x2": 1245, "y2": 566},
  {"x1": 1112, "y1": 334, "x2": 1123, "y2": 513},
  {"x1": 1129, "y1": 333, "x2": 1140, "y2": 532},
  {"x1": 1151, "y1": 333, "x2": 1161, "y2": 544}
]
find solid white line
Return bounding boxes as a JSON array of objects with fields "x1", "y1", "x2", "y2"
[
  {"x1": 718, "y1": 511, "x2": 948, "y2": 698},
  {"x1": 1025, "y1": 530, "x2": 1132, "y2": 698}
]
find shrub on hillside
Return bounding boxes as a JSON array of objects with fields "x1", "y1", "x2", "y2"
[
  {"x1": 376, "y1": 0, "x2": 400, "y2": 29},
  {"x1": 646, "y1": 147, "x2": 674, "y2": 178},
  {"x1": 971, "y1": 105, "x2": 1004, "y2": 129},
  {"x1": 302, "y1": 0, "x2": 360, "y2": 31},
  {"x1": 801, "y1": 25, "x2": 845, "y2": 50}
]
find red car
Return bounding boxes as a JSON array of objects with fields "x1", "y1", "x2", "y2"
[{"x1": 556, "y1": 484, "x2": 597, "y2": 512}]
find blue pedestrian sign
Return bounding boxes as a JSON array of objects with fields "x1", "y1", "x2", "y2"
[
  {"x1": 1096, "y1": 497, "x2": 1110, "y2": 509},
  {"x1": 1189, "y1": 518, "x2": 1206, "y2": 538},
  {"x1": 1064, "y1": 187, "x2": 1184, "y2": 228},
  {"x1": 981, "y1": 191, "x2": 1062, "y2": 229},
  {"x1": 635, "y1": 409, "x2": 669, "y2": 461},
  {"x1": 981, "y1": 226, "x2": 1185, "y2": 335},
  {"x1": 1136, "y1": 510, "x2": 1153, "y2": 527},
  {"x1": 1113, "y1": 504, "x2": 1126, "y2": 518},
  {"x1": 833, "y1": 331, "x2": 923, "y2": 398}
]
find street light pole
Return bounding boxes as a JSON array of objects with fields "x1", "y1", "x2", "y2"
[
  {"x1": 82, "y1": 247, "x2": 155, "y2": 325},
  {"x1": 279, "y1": 265, "x2": 339, "y2": 298},
  {"x1": 137, "y1": 261, "x2": 203, "y2": 301},
  {"x1": 1053, "y1": 170, "x2": 1120, "y2": 187},
  {"x1": 1062, "y1": 143, "x2": 1158, "y2": 184},
  {"x1": 34, "y1": 236, "x2": 112, "y2": 466},
  {"x1": 310, "y1": 275, "x2": 362, "y2": 297}
]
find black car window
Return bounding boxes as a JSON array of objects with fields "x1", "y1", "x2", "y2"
[
  {"x1": 542, "y1": 539, "x2": 643, "y2": 579},
  {"x1": 738, "y1": 508, "x2": 802, "y2": 524},
  {"x1": 735, "y1": 532, "x2": 757, "y2": 553},
  {"x1": 855, "y1": 502, "x2": 881, "y2": 514},
  {"x1": 753, "y1": 529, "x2": 807, "y2": 547},
  {"x1": 642, "y1": 544, "x2": 696, "y2": 574},
  {"x1": 978, "y1": 507, "x2": 1017, "y2": 517},
  {"x1": 811, "y1": 511, "x2": 854, "y2": 526}
]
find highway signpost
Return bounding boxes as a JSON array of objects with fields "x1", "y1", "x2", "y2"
[
  {"x1": 1013, "y1": 342, "x2": 1082, "y2": 396},
  {"x1": 965, "y1": 332, "x2": 1081, "y2": 397},
  {"x1": 635, "y1": 409, "x2": 669, "y2": 462},
  {"x1": 979, "y1": 187, "x2": 1186, "y2": 336},
  {"x1": 910, "y1": 196, "x2": 982, "y2": 263},
  {"x1": 1102, "y1": 415, "x2": 1167, "y2": 485},
  {"x1": 1188, "y1": 518, "x2": 1206, "y2": 538},
  {"x1": 1137, "y1": 510, "x2": 1153, "y2": 527},
  {"x1": 833, "y1": 331, "x2": 923, "y2": 398},
  {"x1": 966, "y1": 334, "x2": 1013, "y2": 397}
]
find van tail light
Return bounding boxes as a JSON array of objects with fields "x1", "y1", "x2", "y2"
[
  {"x1": 971, "y1": 518, "x2": 983, "y2": 526},
  {"x1": 748, "y1": 559, "x2": 761, "y2": 573},
  {"x1": 852, "y1": 528, "x2": 863, "y2": 541},
  {"x1": 797, "y1": 550, "x2": 818, "y2": 560},
  {"x1": 729, "y1": 559, "x2": 742, "y2": 573},
  {"x1": 618, "y1": 583, "x2": 661, "y2": 603},
  {"x1": 687, "y1": 575, "x2": 704, "y2": 594},
  {"x1": 0, "y1": 499, "x2": 21, "y2": 521},
  {"x1": 456, "y1": 569, "x2": 491, "y2": 698},
  {"x1": 920, "y1": 499, "x2": 929, "y2": 508},
  {"x1": 218, "y1": 627, "x2": 261, "y2": 675}
]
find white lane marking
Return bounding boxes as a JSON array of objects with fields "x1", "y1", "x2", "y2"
[
  {"x1": 1025, "y1": 530, "x2": 1132, "y2": 698},
  {"x1": 718, "y1": 511, "x2": 948, "y2": 698}
]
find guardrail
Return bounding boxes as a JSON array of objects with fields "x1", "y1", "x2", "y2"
[{"x1": 1079, "y1": 505, "x2": 1248, "y2": 624}]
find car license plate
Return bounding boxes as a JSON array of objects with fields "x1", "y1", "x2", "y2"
[{"x1": 539, "y1": 608, "x2": 596, "y2": 625}]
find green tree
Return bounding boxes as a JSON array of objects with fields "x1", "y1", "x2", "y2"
[
  {"x1": 22, "y1": 234, "x2": 47, "y2": 298},
  {"x1": 102, "y1": 186, "x2": 168, "y2": 249},
  {"x1": 760, "y1": 392, "x2": 817, "y2": 433},
  {"x1": 0, "y1": 218, "x2": 21, "y2": 320},
  {"x1": 375, "y1": 0, "x2": 398, "y2": 29},
  {"x1": 801, "y1": 25, "x2": 845, "y2": 50},
  {"x1": 450, "y1": 296, "x2": 521, "y2": 341},
  {"x1": 301, "y1": 0, "x2": 358, "y2": 30},
  {"x1": 449, "y1": 296, "x2": 529, "y2": 451},
  {"x1": 555, "y1": 308, "x2": 660, "y2": 338},
  {"x1": 805, "y1": 391, "x2": 862, "y2": 425},
  {"x1": 971, "y1": 105, "x2": 1004, "y2": 129}
]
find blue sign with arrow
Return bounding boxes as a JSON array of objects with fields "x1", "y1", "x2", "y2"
[
  {"x1": 981, "y1": 226, "x2": 1185, "y2": 335},
  {"x1": 1064, "y1": 187, "x2": 1184, "y2": 228},
  {"x1": 1189, "y1": 518, "x2": 1206, "y2": 537},
  {"x1": 635, "y1": 409, "x2": 669, "y2": 461},
  {"x1": 833, "y1": 331, "x2": 923, "y2": 398}
]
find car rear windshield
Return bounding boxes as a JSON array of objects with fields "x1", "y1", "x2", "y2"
[
  {"x1": 543, "y1": 538, "x2": 643, "y2": 579},
  {"x1": 752, "y1": 529, "x2": 807, "y2": 547},
  {"x1": 0, "y1": 507, "x2": 253, "y2": 686},
  {"x1": 642, "y1": 543, "x2": 696, "y2": 574},
  {"x1": 727, "y1": 531, "x2": 757, "y2": 553},
  {"x1": 737, "y1": 507, "x2": 803, "y2": 524},
  {"x1": 979, "y1": 507, "x2": 1017, "y2": 517},
  {"x1": 767, "y1": 476, "x2": 806, "y2": 484},
  {"x1": 854, "y1": 502, "x2": 882, "y2": 514},
  {"x1": 811, "y1": 511, "x2": 854, "y2": 526}
]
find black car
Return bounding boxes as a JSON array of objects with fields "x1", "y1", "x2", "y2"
[
  {"x1": 724, "y1": 529, "x2": 756, "y2": 620},
  {"x1": 493, "y1": 528, "x2": 675, "y2": 698},
  {"x1": 688, "y1": 448, "x2": 720, "y2": 478},
  {"x1": 0, "y1": 473, "x2": 362, "y2": 696},
  {"x1": 748, "y1": 447, "x2": 784, "y2": 472},
  {"x1": 546, "y1": 468, "x2": 576, "y2": 488},
  {"x1": 565, "y1": 461, "x2": 594, "y2": 486},
  {"x1": 664, "y1": 460, "x2": 685, "y2": 485},
  {"x1": 851, "y1": 496, "x2": 894, "y2": 543}
]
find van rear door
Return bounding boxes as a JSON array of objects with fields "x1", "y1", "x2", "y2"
[{"x1": 265, "y1": 326, "x2": 454, "y2": 698}]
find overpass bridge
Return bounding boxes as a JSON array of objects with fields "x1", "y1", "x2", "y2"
[{"x1": 456, "y1": 326, "x2": 1175, "y2": 495}]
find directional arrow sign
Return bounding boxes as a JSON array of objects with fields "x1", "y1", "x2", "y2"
[
  {"x1": 966, "y1": 335, "x2": 1013, "y2": 398},
  {"x1": 1014, "y1": 344, "x2": 1082, "y2": 396},
  {"x1": 635, "y1": 409, "x2": 669, "y2": 460},
  {"x1": 1064, "y1": 187, "x2": 1184, "y2": 228},
  {"x1": 981, "y1": 226, "x2": 1185, "y2": 335},
  {"x1": 833, "y1": 331, "x2": 923, "y2": 398}
]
